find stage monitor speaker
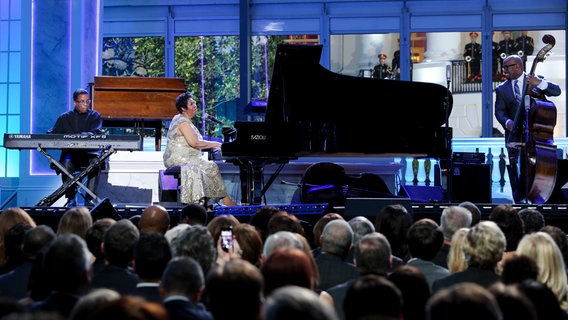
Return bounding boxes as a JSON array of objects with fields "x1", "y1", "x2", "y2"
[
  {"x1": 90, "y1": 198, "x2": 122, "y2": 221},
  {"x1": 450, "y1": 163, "x2": 491, "y2": 203},
  {"x1": 547, "y1": 159, "x2": 568, "y2": 204},
  {"x1": 398, "y1": 185, "x2": 445, "y2": 203},
  {"x1": 344, "y1": 197, "x2": 413, "y2": 217}
]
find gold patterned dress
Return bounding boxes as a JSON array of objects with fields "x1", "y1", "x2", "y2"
[{"x1": 163, "y1": 114, "x2": 228, "y2": 204}]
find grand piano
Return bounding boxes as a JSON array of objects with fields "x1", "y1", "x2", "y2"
[{"x1": 222, "y1": 44, "x2": 453, "y2": 205}]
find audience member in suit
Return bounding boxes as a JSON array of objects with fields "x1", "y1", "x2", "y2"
[
  {"x1": 206, "y1": 259, "x2": 264, "y2": 320},
  {"x1": 458, "y1": 201, "x2": 481, "y2": 226},
  {"x1": 85, "y1": 218, "x2": 116, "y2": 276},
  {"x1": 489, "y1": 282, "x2": 537, "y2": 320},
  {"x1": 0, "y1": 207, "x2": 37, "y2": 272},
  {"x1": 426, "y1": 283, "x2": 502, "y2": 320},
  {"x1": 27, "y1": 234, "x2": 92, "y2": 318},
  {"x1": 432, "y1": 206, "x2": 472, "y2": 268},
  {"x1": 179, "y1": 203, "x2": 209, "y2": 226},
  {"x1": 327, "y1": 232, "x2": 392, "y2": 319},
  {"x1": 89, "y1": 219, "x2": 140, "y2": 295},
  {"x1": 500, "y1": 254, "x2": 539, "y2": 285},
  {"x1": 56, "y1": 206, "x2": 93, "y2": 240},
  {"x1": 311, "y1": 213, "x2": 344, "y2": 258},
  {"x1": 344, "y1": 216, "x2": 374, "y2": 265},
  {"x1": 515, "y1": 279, "x2": 568, "y2": 320},
  {"x1": 170, "y1": 224, "x2": 216, "y2": 277},
  {"x1": 234, "y1": 223, "x2": 263, "y2": 268},
  {"x1": 130, "y1": 233, "x2": 172, "y2": 303},
  {"x1": 541, "y1": 225, "x2": 568, "y2": 273},
  {"x1": 374, "y1": 204, "x2": 413, "y2": 262},
  {"x1": 262, "y1": 247, "x2": 317, "y2": 296},
  {"x1": 446, "y1": 228, "x2": 470, "y2": 273},
  {"x1": 159, "y1": 256, "x2": 213, "y2": 320},
  {"x1": 69, "y1": 288, "x2": 120, "y2": 320},
  {"x1": 489, "y1": 204, "x2": 524, "y2": 273},
  {"x1": 343, "y1": 274, "x2": 403, "y2": 320},
  {"x1": 0, "y1": 225, "x2": 56, "y2": 300},
  {"x1": 315, "y1": 220, "x2": 359, "y2": 291},
  {"x1": 518, "y1": 208, "x2": 545, "y2": 234},
  {"x1": 138, "y1": 205, "x2": 170, "y2": 235},
  {"x1": 263, "y1": 286, "x2": 339, "y2": 320},
  {"x1": 0, "y1": 223, "x2": 33, "y2": 275},
  {"x1": 432, "y1": 221, "x2": 505, "y2": 293},
  {"x1": 406, "y1": 218, "x2": 449, "y2": 291},
  {"x1": 89, "y1": 296, "x2": 168, "y2": 320},
  {"x1": 387, "y1": 265, "x2": 431, "y2": 320},
  {"x1": 516, "y1": 231, "x2": 568, "y2": 311}
]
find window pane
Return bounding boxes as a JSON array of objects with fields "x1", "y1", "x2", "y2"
[{"x1": 102, "y1": 37, "x2": 165, "y2": 77}]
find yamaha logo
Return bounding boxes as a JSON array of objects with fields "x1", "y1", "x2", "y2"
[{"x1": 250, "y1": 134, "x2": 267, "y2": 141}]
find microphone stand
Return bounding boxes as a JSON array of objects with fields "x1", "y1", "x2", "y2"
[{"x1": 443, "y1": 64, "x2": 452, "y2": 203}]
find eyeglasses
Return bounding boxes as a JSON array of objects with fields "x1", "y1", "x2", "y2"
[
  {"x1": 502, "y1": 64, "x2": 517, "y2": 70},
  {"x1": 75, "y1": 100, "x2": 91, "y2": 105}
]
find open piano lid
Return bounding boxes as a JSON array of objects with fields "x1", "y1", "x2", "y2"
[{"x1": 224, "y1": 44, "x2": 453, "y2": 159}]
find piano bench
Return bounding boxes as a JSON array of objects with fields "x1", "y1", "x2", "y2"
[{"x1": 159, "y1": 166, "x2": 182, "y2": 204}]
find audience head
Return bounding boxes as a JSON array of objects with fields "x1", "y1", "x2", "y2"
[
  {"x1": 266, "y1": 212, "x2": 305, "y2": 237},
  {"x1": 85, "y1": 218, "x2": 116, "y2": 261},
  {"x1": 249, "y1": 206, "x2": 280, "y2": 241},
  {"x1": 170, "y1": 224, "x2": 216, "y2": 277},
  {"x1": 262, "y1": 247, "x2": 315, "y2": 296},
  {"x1": 234, "y1": 223, "x2": 263, "y2": 267},
  {"x1": 407, "y1": 218, "x2": 444, "y2": 261},
  {"x1": 501, "y1": 254, "x2": 539, "y2": 284},
  {"x1": 374, "y1": 204, "x2": 413, "y2": 261},
  {"x1": 159, "y1": 256, "x2": 204, "y2": 303},
  {"x1": 3, "y1": 223, "x2": 33, "y2": 269},
  {"x1": 0, "y1": 207, "x2": 36, "y2": 264},
  {"x1": 43, "y1": 233, "x2": 92, "y2": 294},
  {"x1": 103, "y1": 219, "x2": 140, "y2": 268},
  {"x1": 489, "y1": 204, "x2": 524, "y2": 251},
  {"x1": 138, "y1": 205, "x2": 170, "y2": 235},
  {"x1": 22, "y1": 225, "x2": 56, "y2": 261},
  {"x1": 462, "y1": 220, "x2": 506, "y2": 270},
  {"x1": 540, "y1": 225, "x2": 568, "y2": 268},
  {"x1": 90, "y1": 295, "x2": 168, "y2": 320},
  {"x1": 347, "y1": 216, "x2": 375, "y2": 246},
  {"x1": 426, "y1": 283, "x2": 502, "y2": 320},
  {"x1": 458, "y1": 201, "x2": 481, "y2": 226},
  {"x1": 57, "y1": 206, "x2": 93, "y2": 239},
  {"x1": 516, "y1": 231, "x2": 568, "y2": 310},
  {"x1": 207, "y1": 214, "x2": 240, "y2": 244},
  {"x1": 207, "y1": 259, "x2": 264, "y2": 320},
  {"x1": 133, "y1": 232, "x2": 172, "y2": 282},
  {"x1": 440, "y1": 206, "x2": 472, "y2": 242},
  {"x1": 518, "y1": 208, "x2": 545, "y2": 234},
  {"x1": 180, "y1": 203, "x2": 208, "y2": 225},
  {"x1": 321, "y1": 219, "x2": 353, "y2": 259},
  {"x1": 488, "y1": 282, "x2": 537, "y2": 320},
  {"x1": 354, "y1": 232, "x2": 392, "y2": 275},
  {"x1": 447, "y1": 227, "x2": 470, "y2": 273},
  {"x1": 69, "y1": 288, "x2": 120, "y2": 320},
  {"x1": 263, "y1": 286, "x2": 338, "y2": 320},
  {"x1": 164, "y1": 223, "x2": 191, "y2": 244},
  {"x1": 312, "y1": 213, "x2": 344, "y2": 248},
  {"x1": 344, "y1": 274, "x2": 402, "y2": 320},
  {"x1": 387, "y1": 265, "x2": 430, "y2": 320},
  {"x1": 516, "y1": 279, "x2": 566, "y2": 320},
  {"x1": 263, "y1": 230, "x2": 304, "y2": 258}
]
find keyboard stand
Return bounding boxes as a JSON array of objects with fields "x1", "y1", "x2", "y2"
[{"x1": 35, "y1": 146, "x2": 115, "y2": 207}]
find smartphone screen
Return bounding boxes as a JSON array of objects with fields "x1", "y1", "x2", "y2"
[{"x1": 221, "y1": 227, "x2": 233, "y2": 251}]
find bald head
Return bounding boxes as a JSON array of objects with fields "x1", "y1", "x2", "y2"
[{"x1": 139, "y1": 205, "x2": 170, "y2": 235}]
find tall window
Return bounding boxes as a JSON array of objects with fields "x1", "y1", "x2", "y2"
[{"x1": 102, "y1": 37, "x2": 165, "y2": 77}]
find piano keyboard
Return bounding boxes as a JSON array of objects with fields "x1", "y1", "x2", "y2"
[{"x1": 3, "y1": 133, "x2": 143, "y2": 151}]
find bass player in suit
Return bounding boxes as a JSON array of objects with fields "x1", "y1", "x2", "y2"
[{"x1": 494, "y1": 54, "x2": 561, "y2": 202}]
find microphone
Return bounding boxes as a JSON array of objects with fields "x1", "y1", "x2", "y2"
[
  {"x1": 446, "y1": 64, "x2": 452, "y2": 82},
  {"x1": 204, "y1": 113, "x2": 224, "y2": 125}
]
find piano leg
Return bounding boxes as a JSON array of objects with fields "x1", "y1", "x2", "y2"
[
  {"x1": 227, "y1": 158, "x2": 290, "y2": 205},
  {"x1": 35, "y1": 147, "x2": 115, "y2": 207}
]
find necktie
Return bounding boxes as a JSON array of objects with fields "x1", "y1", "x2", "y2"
[{"x1": 513, "y1": 80, "x2": 522, "y2": 105}]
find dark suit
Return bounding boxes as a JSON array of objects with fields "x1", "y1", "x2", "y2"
[
  {"x1": 89, "y1": 264, "x2": 139, "y2": 295},
  {"x1": 0, "y1": 261, "x2": 33, "y2": 300},
  {"x1": 163, "y1": 298, "x2": 213, "y2": 320},
  {"x1": 27, "y1": 292, "x2": 80, "y2": 318},
  {"x1": 406, "y1": 258, "x2": 450, "y2": 291},
  {"x1": 315, "y1": 252, "x2": 359, "y2": 291},
  {"x1": 432, "y1": 243, "x2": 450, "y2": 269},
  {"x1": 431, "y1": 267, "x2": 500, "y2": 293},
  {"x1": 130, "y1": 283, "x2": 162, "y2": 303}
]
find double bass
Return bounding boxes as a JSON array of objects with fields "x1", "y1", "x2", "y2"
[{"x1": 509, "y1": 34, "x2": 558, "y2": 204}]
